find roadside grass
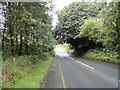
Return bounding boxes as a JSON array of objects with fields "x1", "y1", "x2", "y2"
[
  {"x1": 2, "y1": 53, "x2": 53, "y2": 88},
  {"x1": 84, "y1": 49, "x2": 119, "y2": 64},
  {"x1": 10, "y1": 55, "x2": 52, "y2": 88}
]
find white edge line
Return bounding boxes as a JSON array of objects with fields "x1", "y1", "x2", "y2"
[
  {"x1": 57, "y1": 58, "x2": 66, "y2": 88},
  {"x1": 76, "y1": 61, "x2": 95, "y2": 70}
]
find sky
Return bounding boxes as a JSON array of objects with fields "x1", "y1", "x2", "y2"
[
  {"x1": 53, "y1": 0, "x2": 76, "y2": 11},
  {"x1": 52, "y1": 0, "x2": 77, "y2": 29}
]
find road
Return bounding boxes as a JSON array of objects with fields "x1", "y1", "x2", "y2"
[{"x1": 44, "y1": 52, "x2": 119, "y2": 88}]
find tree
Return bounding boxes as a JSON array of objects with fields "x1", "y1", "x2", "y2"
[
  {"x1": 116, "y1": 1, "x2": 120, "y2": 58},
  {"x1": 79, "y1": 17, "x2": 115, "y2": 51},
  {"x1": 2, "y1": 2, "x2": 55, "y2": 58},
  {"x1": 55, "y1": 1, "x2": 106, "y2": 51}
]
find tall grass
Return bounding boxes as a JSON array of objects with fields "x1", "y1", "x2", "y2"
[
  {"x1": 2, "y1": 52, "x2": 53, "y2": 88},
  {"x1": 84, "y1": 49, "x2": 119, "y2": 64},
  {"x1": 11, "y1": 55, "x2": 53, "y2": 88}
]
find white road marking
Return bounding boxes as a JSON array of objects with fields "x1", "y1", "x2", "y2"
[
  {"x1": 57, "y1": 58, "x2": 66, "y2": 88},
  {"x1": 76, "y1": 61, "x2": 95, "y2": 70}
]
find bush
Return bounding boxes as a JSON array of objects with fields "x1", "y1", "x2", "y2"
[
  {"x1": 84, "y1": 49, "x2": 119, "y2": 64},
  {"x1": 79, "y1": 17, "x2": 116, "y2": 51},
  {"x1": 2, "y1": 55, "x2": 39, "y2": 87}
]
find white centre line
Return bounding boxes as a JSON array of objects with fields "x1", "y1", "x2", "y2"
[{"x1": 76, "y1": 61, "x2": 95, "y2": 70}]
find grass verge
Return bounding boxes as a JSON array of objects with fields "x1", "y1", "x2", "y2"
[
  {"x1": 2, "y1": 53, "x2": 53, "y2": 88},
  {"x1": 10, "y1": 55, "x2": 52, "y2": 88},
  {"x1": 84, "y1": 49, "x2": 119, "y2": 64}
]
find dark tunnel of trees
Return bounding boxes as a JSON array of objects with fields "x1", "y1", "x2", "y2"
[{"x1": 54, "y1": 1, "x2": 120, "y2": 62}]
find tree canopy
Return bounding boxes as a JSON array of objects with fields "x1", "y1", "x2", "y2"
[
  {"x1": 1, "y1": 2, "x2": 55, "y2": 58},
  {"x1": 54, "y1": 2, "x2": 107, "y2": 43},
  {"x1": 54, "y1": 1, "x2": 120, "y2": 55}
]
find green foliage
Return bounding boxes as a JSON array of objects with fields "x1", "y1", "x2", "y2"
[
  {"x1": 85, "y1": 49, "x2": 119, "y2": 64},
  {"x1": 55, "y1": 2, "x2": 106, "y2": 43},
  {"x1": 2, "y1": 53, "x2": 53, "y2": 88},
  {"x1": 2, "y1": 55, "x2": 35, "y2": 87},
  {"x1": 2, "y1": 2, "x2": 55, "y2": 57},
  {"x1": 11, "y1": 55, "x2": 52, "y2": 88},
  {"x1": 116, "y1": 2, "x2": 120, "y2": 57},
  {"x1": 55, "y1": 1, "x2": 119, "y2": 62},
  {"x1": 1, "y1": 2, "x2": 55, "y2": 88},
  {"x1": 79, "y1": 17, "x2": 115, "y2": 51}
]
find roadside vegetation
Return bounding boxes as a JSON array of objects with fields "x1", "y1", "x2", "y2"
[
  {"x1": 2, "y1": 53, "x2": 53, "y2": 88},
  {"x1": 55, "y1": 44, "x2": 74, "y2": 54},
  {"x1": 54, "y1": 1, "x2": 120, "y2": 64},
  {"x1": 3, "y1": 54, "x2": 53, "y2": 88},
  {"x1": 0, "y1": 2, "x2": 55, "y2": 88},
  {"x1": 1, "y1": 1, "x2": 120, "y2": 88},
  {"x1": 84, "y1": 49, "x2": 119, "y2": 64}
]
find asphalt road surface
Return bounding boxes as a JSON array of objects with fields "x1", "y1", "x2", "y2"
[{"x1": 44, "y1": 52, "x2": 118, "y2": 88}]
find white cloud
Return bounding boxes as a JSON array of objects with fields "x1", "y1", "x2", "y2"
[{"x1": 53, "y1": 0, "x2": 78, "y2": 11}]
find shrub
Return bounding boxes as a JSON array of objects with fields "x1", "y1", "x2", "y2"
[{"x1": 85, "y1": 49, "x2": 119, "y2": 64}]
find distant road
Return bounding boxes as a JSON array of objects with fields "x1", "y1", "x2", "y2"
[{"x1": 44, "y1": 52, "x2": 118, "y2": 88}]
